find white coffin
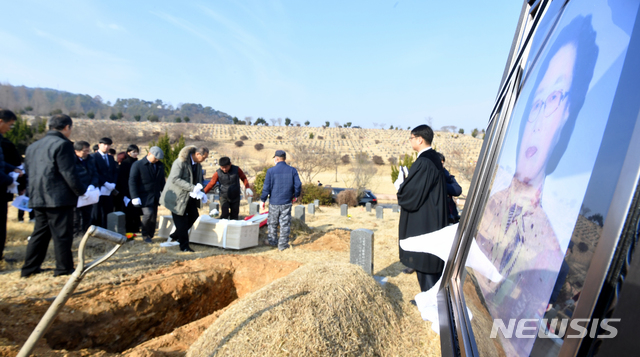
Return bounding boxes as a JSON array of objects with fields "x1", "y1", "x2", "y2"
[{"x1": 189, "y1": 215, "x2": 259, "y2": 250}]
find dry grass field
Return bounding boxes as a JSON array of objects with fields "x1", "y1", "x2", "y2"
[{"x1": 0, "y1": 121, "x2": 484, "y2": 356}]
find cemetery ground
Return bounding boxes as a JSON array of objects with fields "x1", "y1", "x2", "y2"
[{"x1": 0, "y1": 201, "x2": 442, "y2": 357}]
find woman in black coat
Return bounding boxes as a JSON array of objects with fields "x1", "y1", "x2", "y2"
[{"x1": 116, "y1": 145, "x2": 141, "y2": 233}]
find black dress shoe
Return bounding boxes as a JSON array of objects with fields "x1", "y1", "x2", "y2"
[
  {"x1": 21, "y1": 268, "x2": 52, "y2": 278},
  {"x1": 54, "y1": 270, "x2": 74, "y2": 277},
  {"x1": 181, "y1": 247, "x2": 195, "y2": 252}
]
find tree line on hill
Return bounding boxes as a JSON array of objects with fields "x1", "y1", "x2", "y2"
[{"x1": 0, "y1": 84, "x2": 233, "y2": 124}]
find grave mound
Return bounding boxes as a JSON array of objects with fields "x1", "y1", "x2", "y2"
[{"x1": 187, "y1": 261, "x2": 401, "y2": 357}]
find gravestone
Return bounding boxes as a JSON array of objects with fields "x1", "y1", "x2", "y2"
[
  {"x1": 247, "y1": 197, "x2": 253, "y2": 205},
  {"x1": 392, "y1": 204, "x2": 400, "y2": 213},
  {"x1": 294, "y1": 205, "x2": 305, "y2": 223},
  {"x1": 107, "y1": 212, "x2": 126, "y2": 234},
  {"x1": 308, "y1": 203, "x2": 315, "y2": 215},
  {"x1": 209, "y1": 201, "x2": 220, "y2": 211},
  {"x1": 376, "y1": 206, "x2": 384, "y2": 219},
  {"x1": 366, "y1": 202, "x2": 372, "y2": 212},
  {"x1": 314, "y1": 199, "x2": 319, "y2": 208},
  {"x1": 214, "y1": 194, "x2": 219, "y2": 201},
  {"x1": 350, "y1": 229, "x2": 374, "y2": 275},
  {"x1": 341, "y1": 204, "x2": 348, "y2": 216},
  {"x1": 250, "y1": 202, "x2": 261, "y2": 215}
]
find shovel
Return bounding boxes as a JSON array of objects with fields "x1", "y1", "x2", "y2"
[{"x1": 17, "y1": 225, "x2": 127, "y2": 357}]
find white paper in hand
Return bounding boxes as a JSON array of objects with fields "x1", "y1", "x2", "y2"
[{"x1": 78, "y1": 186, "x2": 100, "y2": 207}]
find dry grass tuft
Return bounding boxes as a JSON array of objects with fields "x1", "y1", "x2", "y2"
[{"x1": 187, "y1": 261, "x2": 402, "y2": 357}]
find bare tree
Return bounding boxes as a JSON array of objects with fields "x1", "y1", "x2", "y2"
[
  {"x1": 270, "y1": 118, "x2": 277, "y2": 126},
  {"x1": 277, "y1": 117, "x2": 282, "y2": 126},
  {"x1": 290, "y1": 143, "x2": 333, "y2": 183},
  {"x1": 372, "y1": 123, "x2": 378, "y2": 128},
  {"x1": 440, "y1": 125, "x2": 457, "y2": 133},
  {"x1": 426, "y1": 116, "x2": 433, "y2": 128},
  {"x1": 334, "y1": 121, "x2": 341, "y2": 128},
  {"x1": 342, "y1": 151, "x2": 377, "y2": 197},
  {"x1": 244, "y1": 116, "x2": 252, "y2": 125}
]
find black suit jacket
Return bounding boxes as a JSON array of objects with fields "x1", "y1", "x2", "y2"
[
  {"x1": 91, "y1": 151, "x2": 118, "y2": 186},
  {"x1": 129, "y1": 157, "x2": 165, "y2": 207}
]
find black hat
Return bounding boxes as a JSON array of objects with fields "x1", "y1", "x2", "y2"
[{"x1": 273, "y1": 150, "x2": 286, "y2": 158}]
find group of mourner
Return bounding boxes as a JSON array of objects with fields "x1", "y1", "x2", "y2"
[{"x1": 0, "y1": 109, "x2": 461, "y2": 296}]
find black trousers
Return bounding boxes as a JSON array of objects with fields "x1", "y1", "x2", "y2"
[
  {"x1": 170, "y1": 198, "x2": 200, "y2": 250},
  {"x1": 17, "y1": 209, "x2": 34, "y2": 221},
  {"x1": 91, "y1": 195, "x2": 114, "y2": 228},
  {"x1": 141, "y1": 206, "x2": 158, "y2": 239},
  {"x1": 0, "y1": 197, "x2": 7, "y2": 259},
  {"x1": 416, "y1": 269, "x2": 443, "y2": 292},
  {"x1": 73, "y1": 205, "x2": 93, "y2": 238},
  {"x1": 219, "y1": 196, "x2": 240, "y2": 220},
  {"x1": 124, "y1": 203, "x2": 141, "y2": 233},
  {"x1": 22, "y1": 206, "x2": 75, "y2": 277}
]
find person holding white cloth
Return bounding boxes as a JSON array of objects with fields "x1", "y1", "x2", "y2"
[
  {"x1": 159, "y1": 146, "x2": 209, "y2": 252},
  {"x1": 129, "y1": 146, "x2": 166, "y2": 243}
]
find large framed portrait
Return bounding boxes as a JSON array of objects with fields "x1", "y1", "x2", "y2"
[{"x1": 448, "y1": 0, "x2": 640, "y2": 356}]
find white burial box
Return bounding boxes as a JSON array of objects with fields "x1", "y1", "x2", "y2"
[{"x1": 189, "y1": 215, "x2": 259, "y2": 250}]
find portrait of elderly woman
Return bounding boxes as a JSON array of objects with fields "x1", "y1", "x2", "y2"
[{"x1": 473, "y1": 15, "x2": 599, "y2": 356}]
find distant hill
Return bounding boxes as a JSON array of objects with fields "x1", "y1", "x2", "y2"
[{"x1": 0, "y1": 84, "x2": 233, "y2": 124}]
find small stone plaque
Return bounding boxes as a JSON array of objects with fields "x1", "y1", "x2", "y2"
[
  {"x1": 250, "y1": 202, "x2": 261, "y2": 215},
  {"x1": 350, "y1": 229, "x2": 374, "y2": 275},
  {"x1": 247, "y1": 197, "x2": 253, "y2": 205},
  {"x1": 314, "y1": 199, "x2": 319, "y2": 208},
  {"x1": 341, "y1": 204, "x2": 348, "y2": 216},
  {"x1": 376, "y1": 206, "x2": 383, "y2": 219},
  {"x1": 392, "y1": 204, "x2": 399, "y2": 213},
  {"x1": 366, "y1": 202, "x2": 372, "y2": 212},
  {"x1": 107, "y1": 211, "x2": 126, "y2": 234},
  {"x1": 308, "y1": 203, "x2": 315, "y2": 215},
  {"x1": 209, "y1": 201, "x2": 220, "y2": 211},
  {"x1": 294, "y1": 205, "x2": 305, "y2": 223}
]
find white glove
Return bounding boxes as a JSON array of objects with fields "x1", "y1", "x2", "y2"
[
  {"x1": 104, "y1": 182, "x2": 116, "y2": 190},
  {"x1": 209, "y1": 208, "x2": 219, "y2": 217},
  {"x1": 87, "y1": 185, "x2": 96, "y2": 192},
  {"x1": 191, "y1": 183, "x2": 203, "y2": 195},
  {"x1": 7, "y1": 182, "x2": 18, "y2": 194},
  {"x1": 201, "y1": 193, "x2": 208, "y2": 204},
  {"x1": 132, "y1": 198, "x2": 142, "y2": 206},
  {"x1": 245, "y1": 188, "x2": 254, "y2": 197}
]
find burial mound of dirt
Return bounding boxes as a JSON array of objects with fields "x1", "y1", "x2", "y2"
[{"x1": 187, "y1": 261, "x2": 402, "y2": 357}]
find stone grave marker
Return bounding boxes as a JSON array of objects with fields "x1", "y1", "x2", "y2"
[
  {"x1": 308, "y1": 203, "x2": 315, "y2": 215},
  {"x1": 314, "y1": 199, "x2": 319, "y2": 208},
  {"x1": 107, "y1": 212, "x2": 126, "y2": 234},
  {"x1": 366, "y1": 202, "x2": 372, "y2": 212},
  {"x1": 209, "y1": 201, "x2": 220, "y2": 212},
  {"x1": 350, "y1": 229, "x2": 374, "y2": 275},
  {"x1": 247, "y1": 197, "x2": 253, "y2": 205},
  {"x1": 341, "y1": 204, "x2": 348, "y2": 216},
  {"x1": 250, "y1": 202, "x2": 261, "y2": 215},
  {"x1": 392, "y1": 204, "x2": 400, "y2": 213},
  {"x1": 376, "y1": 206, "x2": 383, "y2": 219},
  {"x1": 294, "y1": 205, "x2": 305, "y2": 223}
]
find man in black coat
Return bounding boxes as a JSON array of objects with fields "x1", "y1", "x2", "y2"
[
  {"x1": 22, "y1": 114, "x2": 87, "y2": 277},
  {"x1": 396, "y1": 124, "x2": 448, "y2": 292},
  {"x1": 0, "y1": 109, "x2": 22, "y2": 263},
  {"x1": 129, "y1": 146, "x2": 165, "y2": 243},
  {"x1": 116, "y1": 144, "x2": 140, "y2": 233},
  {"x1": 73, "y1": 140, "x2": 99, "y2": 238},
  {"x1": 91, "y1": 137, "x2": 118, "y2": 228}
]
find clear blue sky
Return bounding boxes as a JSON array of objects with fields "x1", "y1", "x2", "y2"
[{"x1": 0, "y1": 0, "x2": 522, "y2": 131}]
